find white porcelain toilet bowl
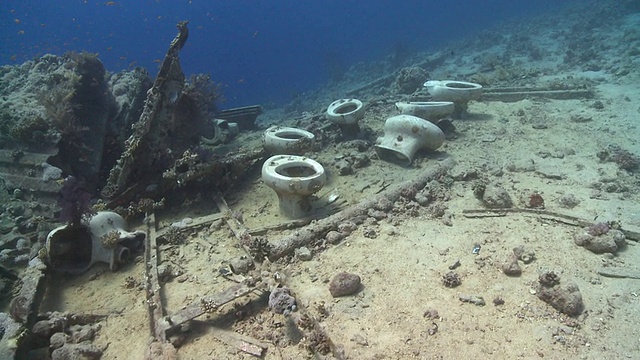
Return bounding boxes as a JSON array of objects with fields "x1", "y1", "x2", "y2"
[
  {"x1": 45, "y1": 211, "x2": 145, "y2": 273},
  {"x1": 375, "y1": 115, "x2": 445, "y2": 167},
  {"x1": 395, "y1": 101, "x2": 455, "y2": 122},
  {"x1": 326, "y1": 98, "x2": 365, "y2": 136},
  {"x1": 423, "y1": 80, "x2": 482, "y2": 103},
  {"x1": 263, "y1": 126, "x2": 315, "y2": 154},
  {"x1": 262, "y1": 155, "x2": 327, "y2": 219}
]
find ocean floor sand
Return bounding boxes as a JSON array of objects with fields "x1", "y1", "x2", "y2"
[{"x1": 2, "y1": 1, "x2": 640, "y2": 359}]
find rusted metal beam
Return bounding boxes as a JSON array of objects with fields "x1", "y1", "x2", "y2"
[
  {"x1": 482, "y1": 86, "x2": 594, "y2": 102},
  {"x1": 156, "y1": 282, "x2": 260, "y2": 333}
]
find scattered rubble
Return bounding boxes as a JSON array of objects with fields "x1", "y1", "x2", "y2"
[{"x1": 535, "y1": 271, "x2": 584, "y2": 317}]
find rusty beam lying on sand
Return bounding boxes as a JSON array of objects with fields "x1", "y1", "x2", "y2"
[
  {"x1": 214, "y1": 195, "x2": 345, "y2": 358},
  {"x1": 482, "y1": 86, "x2": 594, "y2": 102},
  {"x1": 143, "y1": 213, "x2": 179, "y2": 360},
  {"x1": 462, "y1": 208, "x2": 640, "y2": 242},
  {"x1": 156, "y1": 281, "x2": 260, "y2": 333},
  {"x1": 597, "y1": 268, "x2": 640, "y2": 280},
  {"x1": 209, "y1": 328, "x2": 268, "y2": 357},
  {"x1": 268, "y1": 159, "x2": 454, "y2": 260},
  {"x1": 143, "y1": 214, "x2": 167, "y2": 342},
  {"x1": 345, "y1": 51, "x2": 448, "y2": 97},
  {"x1": 144, "y1": 208, "x2": 266, "y2": 358}
]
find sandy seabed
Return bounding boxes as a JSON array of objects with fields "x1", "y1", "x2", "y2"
[{"x1": 12, "y1": 1, "x2": 640, "y2": 359}]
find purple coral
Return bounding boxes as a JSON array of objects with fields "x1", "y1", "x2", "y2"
[
  {"x1": 586, "y1": 222, "x2": 610, "y2": 236},
  {"x1": 58, "y1": 176, "x2": 94, "y2": 227}
]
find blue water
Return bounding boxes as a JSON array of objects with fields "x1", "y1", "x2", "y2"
[{"x1": 1, "y1": 0, "x2": 569, "y2": 109}]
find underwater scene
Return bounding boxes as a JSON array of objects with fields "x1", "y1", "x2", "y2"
[{"x1": 1, "y1": 0, "x2": 640, "y2": 359}]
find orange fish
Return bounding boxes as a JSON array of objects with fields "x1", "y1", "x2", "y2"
[
  {"x1": 14, "y1": 19, "x2": 20, "y2": 24},
  {"x1": 104, "y1": 1, "x2": 117, "y2": 6},
  {"x1": 17, "y1": 30, "x2": 25, "y2": 35}
]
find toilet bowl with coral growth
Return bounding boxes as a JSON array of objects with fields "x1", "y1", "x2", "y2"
[{"x1": 261, "y1": 155, "x2": 327, "y2": 219}]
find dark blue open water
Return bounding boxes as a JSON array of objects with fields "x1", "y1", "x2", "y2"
[{"x1": 1, "y1": 0, "x2": 570, "y2": 108}]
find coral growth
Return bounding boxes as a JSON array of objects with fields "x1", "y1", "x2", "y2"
[
  {"x1": 527, "y1": 193, "x2": 545, "y2": 208},
  {"x1": 443, "y1": 271, "x2": 462, "y2": 288},
  {"x1": 597, "y1": 145, "x2": 639, "y2": 171},
  {"x1": 538, "y1": 271, "x2": 560, "y2": 287},
  {"x1": 268, "y1": 287, "x2": 297, "y2": 315},
  {"x1": 100, "y1": 230, "x2": 121, "y2": 249},
  {"x1": 183, "y1": 73, "x2": 223, "y2": 119},
  {"x1": 586, "y1": 222, "x2": 610, "y2": 236},
  {"x1": 57, "y1": 176, "x2": 94, "y2": 227},
  {"x1": 246, "y1": 236, "x2": 273, "y2": 262},
  {"x1": 9, "y1": 115, "x2": 50, "y2": 143},
  {"x1": 536, "y1": 271, "x2": 584, "y2": 316},
  {"x1": 393, "y1": 66, "x2": 429, "y2": 94},
  {"x1": 574, "y1": 223, "x2": 626, "y2": 254},
  {"x1": 39, "y1": 86, "x2": 84, "y2": 141}
]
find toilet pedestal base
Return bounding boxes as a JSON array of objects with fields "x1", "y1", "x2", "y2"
[{"x1": 276, "y1": 193, "x2": 314, "y2": 219}]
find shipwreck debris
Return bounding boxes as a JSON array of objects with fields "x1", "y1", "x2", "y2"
[
  {"x1": 103, "y1": 21, "x2": 204, "y2": 200},
  {"x1": 0, "y1": 258, "x2": 48, "y2": 359},
  {"x1": 0, "y1": 150, "x2": 62, "y2": 206},
  {"x1": 462, "y1": 208, "x2": 640, "y2": 242},
  {"x1": 481, "y1": 86, "x2": 595, "y2": 102},
  {"x1": 458, "y1": 294, "x2": 486, "y2": 306},
  {"x1": 215, "y1": 105, "x2": 263, "y2": 130},
  {"x1": 268, "y1": 159, "x2": 454, "y2": 260}
]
